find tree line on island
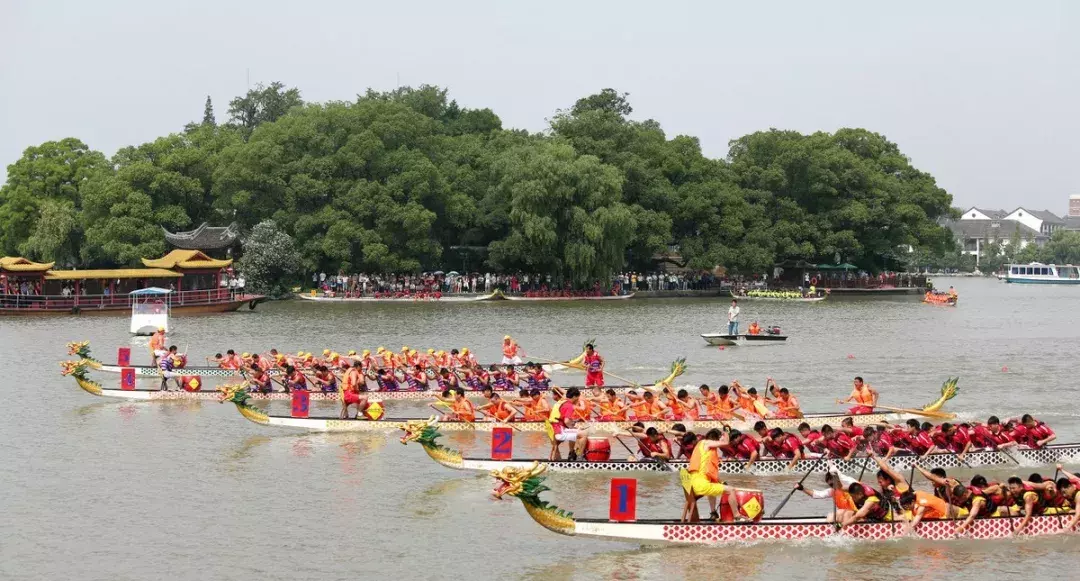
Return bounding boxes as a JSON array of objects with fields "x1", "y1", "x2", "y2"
[{"x1": 0, "y1": 83, "x2": 964, "y2": 293}]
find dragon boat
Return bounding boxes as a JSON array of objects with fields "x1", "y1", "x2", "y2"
[
  {"x1": 398, "y1": 418, "x2": 1080, "y2": 475},
  {"x1": 729, "y1": 291, "x2": 827, "y2": 303},
  {"x1": 490, "y1": 462, "x2": 1079, "y2": 544},
  {"x1": 218, "y1": 376, "x2": 959, "y2": 433},
  {"x1": 923, "y1": 291, "x2": 958, "y2": 306}
]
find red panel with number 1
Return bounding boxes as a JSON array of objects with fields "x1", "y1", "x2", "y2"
[
  {"x1": 609, "y1": 478, "x2": 637, "y2": 521},
  {"x1": 491, "y1": 427, "x2": 513, "y2": 459},
  {"x1": 120, "y1": 368, "x2": 135, "y2": 390}
]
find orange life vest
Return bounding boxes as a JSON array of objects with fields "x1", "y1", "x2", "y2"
[
  {"x1": 452, "y1": 399, "x2": 475, "y2": 422},
  {"x1": 688, "y1": 441, "x2": 720, "y2": 483},
  {"x1": 503, "y1": 341, "x2": 518, "y2": 358},
  {"x1": 599, "y1": 399, "x2": 628, "y2": 420}
]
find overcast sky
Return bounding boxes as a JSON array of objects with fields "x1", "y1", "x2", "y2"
[{"x1": 1, "y1": 0, "x2": 1076, "y2": 212}]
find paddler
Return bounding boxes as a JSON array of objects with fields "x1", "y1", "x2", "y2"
[
  {"x1": 626, "y1": 427, "x2": 673, "y2": 462},
  {"x1": 549, "y1": 388, "x2": 589, "y2": 461},
  {"x1": 311, "y1": 365, "x2": 338, "y2": 393},
  {"x1": 670, "y1": 389, "x2": 701, "y2": 421},
  {"x1": 842, "y1": 481, "x2": 892, "y2": 526},
  {"x1": 582, "y1": 343, "x2": 604, "y2": 387},
  {"x1": 501, "y1": 335, "x2": 522, "y2": 365},
  {"x1": 525, "y1": 363, "x2": 551, "y2": 390},
  {"x1": 837, "y1": 376, "x2": 877, "y2": 415},
  {"x1": 246, "y1": 364, "x2": 273, "y2": 394},
  {"x1": 596, "y1": 389, "x2": 630, "y2": 421},
  {"x1": 340, "y1": 361, "x2": 371, "y2": 420},
  {"x1": 477, "y1": 392, "x2": 518, "y2": 422},
  {"x1": 766, "y1": 379, "x2": 801, "y2": 418},
  {"x1": 449, "y1": 387, "x2": 477, "y2": 422},
  {"x1": 149, "y1": 326, "x2": 167, "y2": 366},
  {"x1": 956, "y1": 475, "x2": 1007, "y2": 533},
  {"x1": 514, "y1": 388, "x2": 550, "y2": 421},
  {"x1": 285, "y1": 365, "x2": 308, "y2": 392},
  {"x1": 797, "y1": 422, "x2": 826, "y2": 456},
  {"x1": 687, "y1": 428, "x2": 749, "y2": 522},
  {"x1": 762, "y1": 427, "x2": 806, "y2": 470},
  {"x1": 630, "y1": 391, "x2": 667, "y2": 421},
  {"x1": 699, "y1": 384, "x2": 737, "y2": 420},
  {"x1": 1055, "y1": 464, "x2": 1080, "y2": 533},
  {"x1": 1019, "y1": 414, "x2": 1057, "y2": 448},
  {"x1": 797, "y1": 471, "x2": 858, "y2": 523},
  {"x1": 898, "y1": 488, "x2": 962, "y2": 534}
]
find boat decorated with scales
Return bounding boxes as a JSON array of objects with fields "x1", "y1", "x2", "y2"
[{"x1": 489, "y1": 463, "x2": 1080, "y2": 544}]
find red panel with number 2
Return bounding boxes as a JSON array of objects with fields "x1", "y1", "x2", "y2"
[{"x1": 491, "y1": 427, "x2": 513, "y2": 459}]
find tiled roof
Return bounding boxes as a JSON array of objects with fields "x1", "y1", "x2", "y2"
[
  {"x1": 142, "y1": 250, "x2": 232, "y2": 270},
  {"x1": 0, "y1": 257, "x2": 55, "y2": 272},
  {"x1": 945, "y1": 219, "x2": 1042, "y2": 239},
  {"x1": 45, "y1": 268, "x2": 182, "y2": 280}
]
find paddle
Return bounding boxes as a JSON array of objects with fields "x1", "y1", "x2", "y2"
[
  {"x1": 996, "y1": 445, "x2": 1021, "y2": 465},
  {"x1": 1053, "y1": 467, "x2": 1064, "y2": 529},
  {"x1": 872, "y1": 404, "x2": 955, "y2": 420},
  {"x1": 615, "y1": 434, "x2": 671, "y2": 472},
  {"x1": 769, "y1": 458, "x2": 821, "y2": 518}
]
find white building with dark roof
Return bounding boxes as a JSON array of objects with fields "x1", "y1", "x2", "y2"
[
  {"x1": 944, "y1": 219, "x2": 1044, "y2": 266},
  {"x1": 1003, "y1": 208, "x2": 1065, "y2": 236},
  {"x1": 960, "y1": 207, "x2": 1008, "y2": 220}
]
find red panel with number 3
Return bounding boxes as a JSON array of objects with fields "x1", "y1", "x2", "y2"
[
  {"x1": 609, "y1": 478, "x2": 637, "y2": 522},
  {"x1": 491, "y1": 427, "x2": 513, "y2": 459}
]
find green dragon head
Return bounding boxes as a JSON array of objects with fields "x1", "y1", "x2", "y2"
[
  {"x1": 59, "y1": 359, "x2": 91, "y2": 380},
  {"x1": 218, "y1": 383, "x2": 250, "y2": 406},
  {"x1": 491, "y1": 461, "x2": 575, "y2": 534},
  {"x1": 66, "y1": 341, "x2": 98, "y2": 363},
  {"x1": 398, "y1": 416, "x2": 441, "y2": 446}
]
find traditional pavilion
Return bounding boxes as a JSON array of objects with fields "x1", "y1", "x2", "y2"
[
  {"x1": 0, "y1": 250, "x2": 232, "y2": 296},
  {"x1": 163, "y1": 222, "x2": 240, "y2": 259}
]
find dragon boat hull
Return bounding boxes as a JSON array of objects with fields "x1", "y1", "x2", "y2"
[
  {"x1": 729, "y1": 291, "x2": 826, "y2": 303},
  {"x1": 229, "y1": 409, "x2": 936, "y2": 433},
  {"x1": 417, "y1": 445, "x2": 1080, "y2": 474},
  {"x1": 553, "y1": 514, "x2": 1074, "y2": 544}
]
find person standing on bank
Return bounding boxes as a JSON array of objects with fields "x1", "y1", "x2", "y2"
[{"x1": 727, "y1": 300, "x2": 740, "y2": 335}]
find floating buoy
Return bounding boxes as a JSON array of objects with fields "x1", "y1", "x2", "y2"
[
  {"x1": 718, "y1": 346, "x2": 725, "y2": 351},
  {"x1": 1002, "y1": 366, "x2": 1008, "y2": 373},
  {"x1": 847, "y1": 354, "x2": 855, "y2": 359}
]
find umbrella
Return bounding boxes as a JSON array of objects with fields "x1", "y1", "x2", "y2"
[
  {"x1": 837, "y1": 263, "x2": 858, "y2": 270},
  {"x1": 447, "y1": 271, "x2": 460, "y2": 276},
  {"x1": 433, "y1": 271, "x2": 445, "y2": 275}
]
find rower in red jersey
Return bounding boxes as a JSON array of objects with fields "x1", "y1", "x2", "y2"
[
  {"x1": 819, "y1": 424, "x2": 857, "y2": 460},
  {"x1": 762, "y1": 427, "x2": 807, "y2": 469},
  {"x1": 582, "y1": 343, "x2": 604, "y2": 387},
  {"x1": 837, "y1": 376, "x2": 878, "y2": 415},
  {"x1": 797, "y1": 422, "x2": 826, "y2": 455},
  {"x1": 1019, "y1": 414, "x2": 1056, "y2": 448},
  {"x1": 723, "y1": 429, "x2": 760, "y2": 464},
  {"x1": 627, "y1": 427, "x2": 673, "y2": 462},
  {"x1": 839, "y1": 417, "x2": 867, "y2": 444},
  {"x1": 284, "y1": 365, "x2": 308, "y2": 393}
]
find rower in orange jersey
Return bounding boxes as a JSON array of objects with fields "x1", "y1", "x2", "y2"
[
  {"x1": 501, "y1": 335, "x2": 522, "y2": 365},
  {"x1": 837, "y1": 376, "x2": 878, "y2": 415},
  {"x1": 766, "y1": 378, "x2": 802, "y2": 419},
  {"x1": 596, "y1": 389, "x2": 630, "y2": 421},
  {"x1": 449, "y1": 388, "x2": 476, "y2": 422},
  {"x1": 698, "y1": 385, "x2": 732, "y2": 420},
  {"x1": 631, "y1": 391, "x2": 668, "y2": 420},
  {"x1": 436, "y1": 350, "x2": 452, "y2": 369},
  {"x1": 670, "y1": 388, "x2": 701, "y2": 421},
  {"x1": 513, "y1": 388, "x2": 548, "y2": 421},
  {"x1": 478, "y1": 392, "x2": 519, "y2": 422},
  {"x1": 149, "y1": 326, "x2": 167, "y2": 365},
  {"x1": 573, "y1": 393, "x2": 596, "y2": 422},
  {"x1": 731, "y1": 381, "x2": 761, "y2": 419}
]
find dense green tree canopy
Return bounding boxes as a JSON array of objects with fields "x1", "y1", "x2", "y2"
[{"x1": 0, "y1": 84, "x2": 957, "y2": 284}]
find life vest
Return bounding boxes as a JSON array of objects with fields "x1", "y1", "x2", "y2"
[
  {"x1": 250, "y1": 373, "x2": 272, "y2": 393},
  {"x1": 406, "y1": 372, "x2": 425, "y2": 391},
  {"x1": 452, "y1": 399, "x2": 476, "y2": 422},
  {"x1": 573, "y1": 399, "x2": 594, "y2": 421},
  {"x1": 688, "y1": 441, "x2": 719, "y2": 483},
  {"x1": 907, "y1": 431, "x2": 934, "y2": 455},
  {"x1": 523, "y1": 399, "x2": 544, "y2": 421},
  {"x1": 584, "y1": 353, "x2": 602, "y2": 374},
  {"x1": 288, "y1": 372, "x2": 308, "y2": 391},
  {"x1": 675, "y1": 398, "x2": 700, "y2": 420},
  {"x1": 775, "y1": 396, "x2": 800, "y2": 417},
  {"x1": 913, "y1": 490, "x2": 949, "y2": 519},
  {"x1": 149, "y1": 332, "x2": 165, "y2": 351},
  {"x1": 823, "y1": 433, "x2": 855, "y2": 457},
  {"x1": 599, "y1": 399, "x2": 627, "y2": 421},
  {"x1": 803, "y1": 431, "x2": 825, "y2": 453},
  {"x1": 315, "y1": 372, "x2": 337, "y2": 393},
  {"x1": 638, "y1": 435, "x2": 670, "y2": 457},
  {"x1": 1026, "y1": 422, "x2": 1054, "y2": 448},
  {"x1": 728, "y1": 435, "x2": 758, "y2": 460},
  {"x1": 777, "y1": 434, "x2": 803, "y2": 458},
  {"x1": 967, "y1": 486, "x2": 997, "y2": 517},
  {"x1": 489, "y1": 400, "x2": 514, "y2": 422},
  {"x1": 854, "y1": 485, "x2": 888, "y2": 520},
  {"x1": 853, "y1": 386, "x2": 874, "y2": 406},
  {"x1": 502, "y1": 341, "x2": 518, "y2": 358}
]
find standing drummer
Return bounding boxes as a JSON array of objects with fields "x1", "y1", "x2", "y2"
[{"x1": 583, "y1": 344, "x2": 605, "y2": 387}]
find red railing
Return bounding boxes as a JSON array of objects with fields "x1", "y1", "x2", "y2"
[{"x1": 0, "y1": 288, "x2": 241, "y2": 311}]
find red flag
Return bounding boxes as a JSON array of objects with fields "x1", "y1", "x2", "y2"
[{"x1": 609, "y1": 478, "x2": 637, "y2": 522}]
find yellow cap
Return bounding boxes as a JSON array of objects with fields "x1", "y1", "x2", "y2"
[
  {"x1": 461, "y1": 348, "x2": 469, "y2": 354},
  {"x1": 157, "y1": 327, "x2": 166, "y2": 332},
  {"x1": 323, "y1": 349, "x2": 330, "y2": 356},
  {"x1": 402, "y1": 345, "x2": 409, "y2": 352},
  {"x1": 504, "y1": 335, "x2": 511, "y2": 340},
  {"x1": 436, "y1": 350, "x2": 445, "y2": 356},
  {"x1": 408, "y1": 349, "x2": 416, "y2": 355},
  {"x1": 304, "y1": 354, "x2": 313, "y2": 360},
  {"x1": 330, "y1": 352, "x2": 339, "y2": 359},
  {"x1": 241, "y1": 352, "x2": 250, "y2": 358},
  {"x1": 348, "y1": 350, "x2": 357, "y2": 356},
  {"x1": 427, "y1": 349, "x2": 435, "y2": 354},
  {"x1": 276, "y1": 354, "x2": 285, "y2": 361},
  {"x1": 377, "y1": 346, "x2": 385, "y2": 352},
  {"x1": 362, "y1": 349, "x2": 371, "y2": 356}
]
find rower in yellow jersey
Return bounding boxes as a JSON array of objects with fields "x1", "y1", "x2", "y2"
[{"x1": 687, "y1": 428, "x2": 748, "y2": 522}]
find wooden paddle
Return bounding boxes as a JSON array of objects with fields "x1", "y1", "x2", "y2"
[
  {"x1": 870, "y1": 404, "x2": 956, "y2": 420},
  {"x1": 615, "y1": 434, "x2": 670, "y2": 471},
  {"x1": 769, "y1": 458, "x2": 821, "y2": 518}
]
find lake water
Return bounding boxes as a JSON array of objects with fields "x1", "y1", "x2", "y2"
[{"x1": 5, "y1": 277, "x2": 1080, "y2": 580}]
